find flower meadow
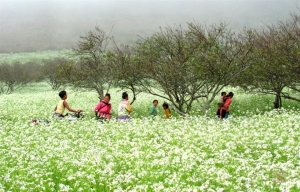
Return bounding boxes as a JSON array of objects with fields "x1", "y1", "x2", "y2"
[{"x1": 0, "y1": 84, "x2": 300, "y2": 192}]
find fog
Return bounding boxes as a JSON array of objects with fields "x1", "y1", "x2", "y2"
[{"x1": 0, "y1": 0, "x2": 299, "y2": 53}]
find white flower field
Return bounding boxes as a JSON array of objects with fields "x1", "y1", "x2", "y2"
[{"x1": 0, "y1": 84, "x2": 299, "y2": 192}]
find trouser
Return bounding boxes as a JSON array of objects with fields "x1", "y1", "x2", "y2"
[
  {"x1": 224, "y1": 112, "x2": 230, "y2": 119},
  {"x1": 118, "y1": 115, "x2": 130, "y2": 121},
  {"x1": 53, "y1": 112, "x2": 64, "y2": 118}
]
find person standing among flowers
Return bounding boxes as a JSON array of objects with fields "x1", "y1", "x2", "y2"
[
  {"x1": 94, "y1": 93, "x2": 112, "y2": 120},
  {"x1": 224, "y1": 92, "x2": 234, "y2": 119},
  {"x1": 118, "y1": 92, "x2": 132, "y2": 121}
]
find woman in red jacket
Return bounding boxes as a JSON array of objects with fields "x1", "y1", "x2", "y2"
[{"x1": 224, "y1": 92, "x2": 234, "y2": 119}]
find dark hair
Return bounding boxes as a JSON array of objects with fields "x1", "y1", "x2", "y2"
[
  {"x1": 162, "y1": 102, "x2": 169, "y2": 108},
  {"x1": 153, "y1": 99, "x2": 158, "y2": 103},
  {"x1": 162, "y1": 102, "x2": 171, "y2": 114},
  {"x1": 122, "y1": 92, "x2": 128, "y2": 99},
  {"x1": 59, "y1": 90, "x2": 66, "y2": 99},
  {"x1": 105, "y1": 93, "x2": 111, "y2": 100},
  {"x1": 221, "y1": 92, "x2": 226, "y2": 96},
  {"x1": 228, "y1": 92, "x2": 234, "y2": 97}
]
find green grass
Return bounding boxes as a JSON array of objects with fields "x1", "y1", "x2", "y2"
[{"x1": 0, "y1": 50, "x2": 72, "y2": 64}]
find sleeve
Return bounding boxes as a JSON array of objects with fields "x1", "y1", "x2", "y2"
[
  {"x1": 126, "y1": 104, "x2": 132, "y2": 113},
  {"x1": 108, "y1": 104, "x2": 112, "y2": 114},
  {"x1": 94, "y1": 102, "x2": 102, "y2": 113}
]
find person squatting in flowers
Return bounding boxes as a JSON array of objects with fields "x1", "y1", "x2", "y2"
[
  {"x1": 94, "y1": 93, "x2": 112, "y2": 120},
  {"x1": 150, "y1": 99, "x2": 158, "y2": 118},
  {"x1": 117, "y1": 92, "x2": 132, "y2": 121},
  {"x1": 162, "y1": 102, "x2": 171, "y2": 119},
  {"x1": 53, "y1": 90, "x2": 81, "y2": 118}
]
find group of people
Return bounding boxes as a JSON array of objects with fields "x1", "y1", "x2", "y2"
[
  {"x1": 94, "y1": 92, "x2": 133, "y2": 121},
  {"x1": 93, "y1": 92, "x2": 171, "y2": 120},
  {"x1": 149, "y1": 100, "x2": 171, "y2": 119},
  {"x1": 53, "y1": 90, "x2": 233, "y2": 120},
  {"x1": 53, "y1": 91, "x2": 171, "y2": 121},
  {"x1": 216, "y1": 91, "x2": 234, "y2": 119}
]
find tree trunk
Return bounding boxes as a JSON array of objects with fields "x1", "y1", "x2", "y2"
[
  {"x1": 203, "y1": 101, "x2": 210, "y2": 117},
  {"x1": 130, "y1": 95, "x2": 136, "y2": 105},
  {"x1": 129, "y1": 85, "x2": 137, "y2": 105},
  {"x1": 97, "y1": 89, "x2": 104, "y2": 100},
  {"x1": 274, "y1": 92, "x2": 282, "y2": 109}
]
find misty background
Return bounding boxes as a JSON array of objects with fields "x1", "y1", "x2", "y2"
[{"x1": 0, "y1": 0, "x2": 299, "y2": 53}]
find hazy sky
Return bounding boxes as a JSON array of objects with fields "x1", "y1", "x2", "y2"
[{"x1": 1, "y1": 0, "x2": 300, "y2": 52}]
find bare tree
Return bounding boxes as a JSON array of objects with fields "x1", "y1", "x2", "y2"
[
  {"x1": 71, "y1": 26, "x2": 114, "y2": 99},
  {"x1": 279, "y1": 13, "x2": 300, "y2": 103},
  {"x1": 238, "y1": 14, "x2": 300, "y2": 108},
  {"x1": 0, "y1": 62, "x2": 41, "y2": 94},
  {"x1": 42, "y1": 57, "x2": 72, "y2": 90},
  {"x1": 110, "y1": 43, "x2": 143, "y2": 104},
  {"x1": 187, "y1": 23, "x2": 254, "y2": 113},
  {"x1": 135, "y1": 23, "x2": 253, "y2": 115},
  {"x1": 135, "y1": 25, "x2": 202, "y2": 115}
]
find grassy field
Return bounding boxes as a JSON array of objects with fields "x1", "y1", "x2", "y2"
[
  {"x1": 0, "y1": 50, "x2": 71, "y2": 64},
  {"x1": 0, "y1": 83, "x2": 300, "y2": 191}
]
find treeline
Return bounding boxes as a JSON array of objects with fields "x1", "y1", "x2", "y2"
[{"x1": 1, "y1": 14, "x2": 300, "y2": 114}]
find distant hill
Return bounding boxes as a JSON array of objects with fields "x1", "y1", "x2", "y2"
[{"x1": 0, "y1": 0, "x2": 299, "y2": 53}]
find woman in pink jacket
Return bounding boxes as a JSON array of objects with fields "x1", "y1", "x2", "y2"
[{"x1": 94, "y1": 93, "x2": 112, "y2": 119}]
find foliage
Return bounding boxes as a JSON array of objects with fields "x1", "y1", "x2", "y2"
[
  {"x1": 0, "y1": 62, "x2": 42, "y2": 94},
  {"x1": 237, "y1": 14, "x2": 300, "y2": 108},
  {"x1": 42, "y1": 57, "x2": 73, "y2": 90},
  {"x1": 187, "y1": 23, "x2": 254, "y2": 112}
]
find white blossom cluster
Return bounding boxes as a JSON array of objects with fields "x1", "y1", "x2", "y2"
[{"x1": 0, "y1": 91, "x2": 299, "y2": 191}]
